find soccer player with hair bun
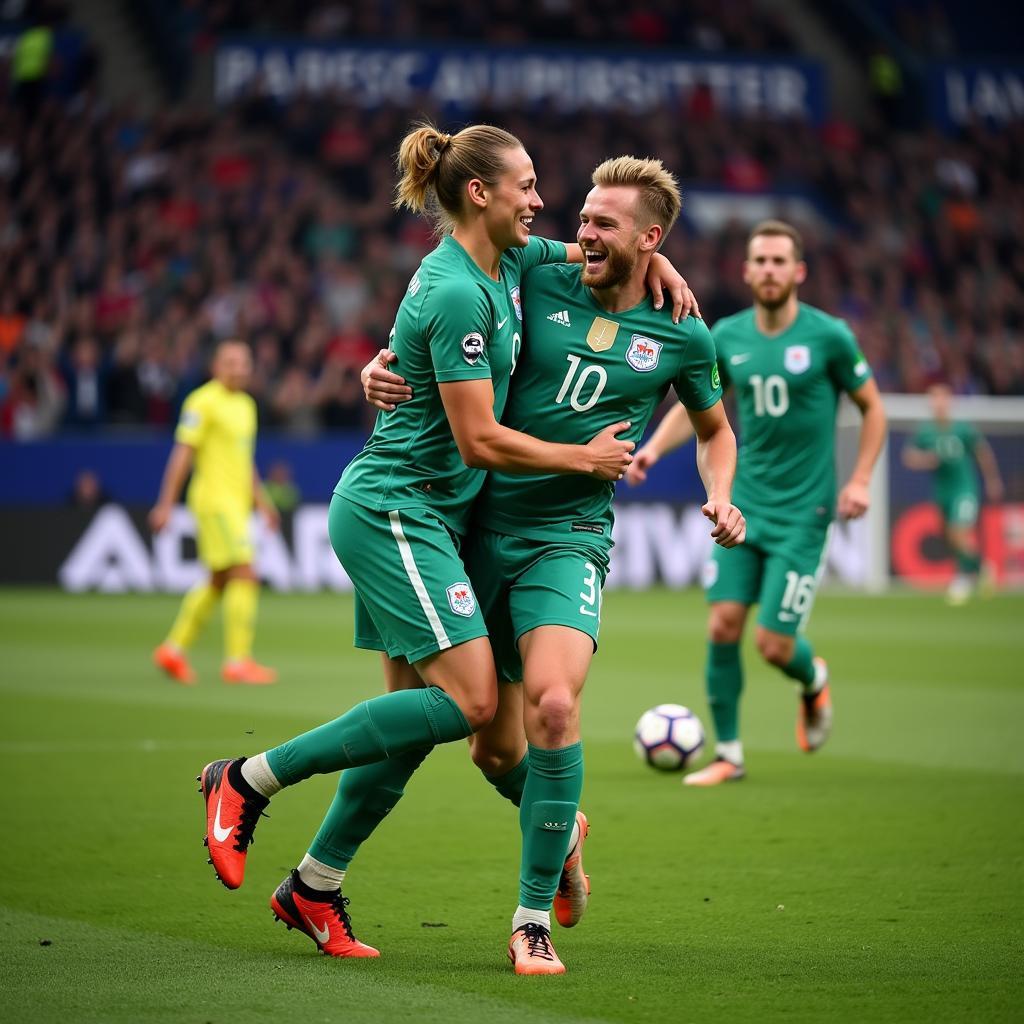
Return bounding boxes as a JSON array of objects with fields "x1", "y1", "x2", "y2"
[{"x1": 197, "y1": 123, "x2": 697, "y2": 964}]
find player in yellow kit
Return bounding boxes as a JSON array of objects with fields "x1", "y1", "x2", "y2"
[{"x1": 150, "y1": 339, "x2": 279, "y2": 685}]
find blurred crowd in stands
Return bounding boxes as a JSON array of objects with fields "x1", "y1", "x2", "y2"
[{"x1": 1, "y1": 4, "x2": 1022, "y2": 439}]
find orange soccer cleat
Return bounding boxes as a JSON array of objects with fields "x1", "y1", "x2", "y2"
[
  {"x1": 683, "y1": 758, "x2": 746, "y2": 787},
  {"x1": 554, "y1": 811, "x2": 590, "y2": 928},
  {"x1": 271, "y1": 870, "x2": 380, "y2": 958},
  {"x1": 221, "y1": 659, "x2": 278, "y2": 685},
  {"x1": 508, "y1": 923, "x2": 566, "y2": 975},
  {"x1": 797, "y1": 659, "x2": 833, "y2": 752},
  {"x1": 198, "y1": 757, "x2": 268, "y2": 889},
  {"x1": 153, "y1": 643, "x2": 196, "y2": 685}
]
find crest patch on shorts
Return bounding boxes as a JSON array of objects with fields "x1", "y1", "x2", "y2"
[{"x1": 446, "y1": 582, "x2": 476, "y2": 617}]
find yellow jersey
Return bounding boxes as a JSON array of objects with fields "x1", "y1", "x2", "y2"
[{"x1": 175, "y1": 379, "x2": 257, "y2": 513}]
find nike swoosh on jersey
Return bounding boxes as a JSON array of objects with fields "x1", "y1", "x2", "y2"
[
  {"x1": 730, "y1": 353, "x2": 752, "y2": 365},
  {"x1": 304, "y1": 914, "x2": 331, "y2": 944},
  {"x1": 213, "y1": 797, "x2": 234, "y2": 843},
  {"x1": 496, "y1": 316, "x2": 509, "y2": 330}
]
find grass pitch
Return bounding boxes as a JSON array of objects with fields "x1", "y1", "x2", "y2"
[{"x1": 1, "y1": 587, "x2": 1021, "y2": 1023}]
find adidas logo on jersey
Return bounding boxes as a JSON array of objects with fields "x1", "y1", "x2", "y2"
[{"x1": 547, "y1": 310, "x2": 571, "y2": 326}]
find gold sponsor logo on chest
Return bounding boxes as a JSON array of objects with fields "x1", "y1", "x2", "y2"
[{"x1": 586, "y1": 316, "x2": 619, "y2": 352}]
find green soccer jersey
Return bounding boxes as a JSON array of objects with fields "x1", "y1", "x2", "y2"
[
  {"x1": 714, "y1": 302, "x2": 871, "y2": 526},
  {"x1": 475, "y1": 262, "x2": 722, "y2": 547},
  {"x1": 911, "y1": 421, "x2": 980, "y2": 500},
  {"x1": 337, "y1": 234, "x2": 565, "y2": 534}
]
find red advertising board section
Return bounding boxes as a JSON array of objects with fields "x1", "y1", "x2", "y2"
[{"x1": 892, "y1": 503, "x2": 1024, "y2": 587}]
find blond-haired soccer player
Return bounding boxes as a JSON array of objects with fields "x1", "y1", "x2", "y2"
[{"x1": 150, "y1": 339, "x2": 279, "y2": 686}]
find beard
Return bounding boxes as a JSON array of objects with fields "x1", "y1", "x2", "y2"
[
  {"x1": 581, "y1": 244, "x2": 638, "y2": 291},
  {"x1": 753, "y1": 279, "x2": 795, "y2": 310}
]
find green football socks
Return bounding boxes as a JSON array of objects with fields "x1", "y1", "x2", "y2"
[
  {"x1": 518, "y1": 742, "x2": 583, "y2": 911},
  {"x1": 266, "y1": 686, "x2": 471, "y2": 786},
  {"x1": 308, "y1": 745, "x2": 433, "y2": 870},
  {"x1": 706, "y1": 641, "x2": 743, "y2": 743},
  {"x1": 780, "y1": 635, "x2": 817, "y2": 688},
  {"x1": 485, "y1": 754, "x2": 529, "y2": 808}
]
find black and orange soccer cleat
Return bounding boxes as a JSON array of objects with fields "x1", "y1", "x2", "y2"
[
  {"x1": 198, "y1": 758, "x2": 268, "y2": 890},
  {"x1": 508, "y1": 922, "x2": 566, "y2": 975},
  {"x1": 271, "y1": 870, "x2": 380, "y2": 958},
  {"x1": 554, "y1": 811, "x2": 590, "y2": 929}
]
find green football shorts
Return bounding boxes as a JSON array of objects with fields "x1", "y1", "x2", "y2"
[
  {"x1": 939, "y1": 491, "x2": 979, "y2": 528},
  {"x1": 328, "y1": 494, "x2": 487, "y2": 664},
  {"x1": 703, "y1": 515, "x2": 831, "y2": 636},
  {"x1": 463, "y1": 528, "x2": 609, "y2": 683}
]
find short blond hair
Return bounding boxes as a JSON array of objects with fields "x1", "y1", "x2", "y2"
[
  {"x1": 591, "y1": 156, "x2": 682, "y2": 239},
  {"x1": 748, "y1": 219, "x2": 804, "y2": 261}
]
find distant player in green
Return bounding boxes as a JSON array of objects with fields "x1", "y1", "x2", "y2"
[
  {"x1": 903, "y1": 381, "x2": 1003, "y2": 604},
  {"x1": 628, "y1": 220, "x2": 888, "y2": 785},
  {"x1": 364, "y1": 157, "x2": 743, "y2": 973},
  {"x1": 196, "y1": 123, "x2": 691, "y2": 962}
]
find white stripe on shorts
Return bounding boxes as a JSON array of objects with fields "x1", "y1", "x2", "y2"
[{"x1": 388, "y1": 510, "x2": 452, "y2": 651}]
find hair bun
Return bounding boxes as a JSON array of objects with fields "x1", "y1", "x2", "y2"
[{"x1": 436, "y1": 132, "x2": 453, "y2": 154}]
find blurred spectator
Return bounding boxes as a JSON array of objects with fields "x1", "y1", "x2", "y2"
[
  {"x1": 68, "y1": 467, "x2": 108, "y2": 508},
  {"x1": 263, "y1": 460, "x2": 301, "y2": 514}
]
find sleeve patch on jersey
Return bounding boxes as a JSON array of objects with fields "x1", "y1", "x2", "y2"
[
  {"x1": 625, "y1": 334, "x2": 662, "y2": 372},
  {"x1": 711, "y1": 363, "x2": 721, "y2": 390},
  {"x1": 180, "y1": 410, "x2": 201, "y2": 429},
  {"x1": 854, "y1": 358, "x2": 868, "y2": 377},
  {"x1": 461, "y1": 332, "x2": 485, "y2": 364},
  {"x1": 510, "y1": 286, "x2": 522, "y2": 321},
  {"x1": 783, "y1": 345, "x2": 811, "y2": 374}
]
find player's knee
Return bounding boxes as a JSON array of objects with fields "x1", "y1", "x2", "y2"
[
  {"x1": 532, "y1": 688, "x2": 577, "y2": 743},
  {"x1": 756, "y1": 630, "x2": 793, "y2": 667},
  {"x1": 459, "y1": 690, "x2": 499, "y2": 731},
  {"x1": 708, "y1": 612, "x2": 743, "y2": 645}
]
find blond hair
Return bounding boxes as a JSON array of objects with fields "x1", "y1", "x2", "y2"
[
  {"x1": 394, "y1": 122, "x2": 523, "y2": 234},
  {"x1": 748, "y1": 219, "x2": 804, "y2": 261},
  {"x1": 591, "y1": 156, "x2": 682, "y2": 241}
]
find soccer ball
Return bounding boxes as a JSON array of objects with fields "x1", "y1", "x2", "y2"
[{"x1": 633, "y1": 704, "x2": 705, "y2": 771}]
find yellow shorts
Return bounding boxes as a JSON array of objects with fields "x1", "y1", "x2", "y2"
[{"x1": 193, "y1": 506, "x2": 253, "y2": 571}]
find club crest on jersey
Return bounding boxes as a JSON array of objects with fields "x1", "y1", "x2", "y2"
[
  {"x1": 461, "y1": 332, "x2": 485, "y2": 365},
  {"x1": 510, "y1": 286, "x2": 522, "y2": 321},
  {"x1": 446, "y1": 582, "x2": 476, "y2": 617},
  {"x1": 784, "y1": 345, "x2": 811, "y2": 374},
  {"x1": 625, "y1": 334, "x2": 662, "y2": 372}
]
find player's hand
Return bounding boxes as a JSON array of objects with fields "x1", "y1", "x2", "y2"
[
  {"x1": 260, "y1": 503, "x2": 281, "y2": 532},
  {"x1": 625, "y1": 445, "x2": 657, "y2": 486},
  {"x1": 646, "y1": 254, "x2": 701, "y2": 323},
  {"x1": 837, "y1": 480, "x2": 870, "y2": 519},
  {"x1": 362, "y1": 349, "x2": 412, "y2": 411},
  {"x1": 586, "y1": 421, "x2": 635, "y2": 481},
  {"x1": 148, "y1": 504, "x2": 171, "y2": 533},
  {"x1": 703, "y1": 500, "x2": 746, "y2": 547}
]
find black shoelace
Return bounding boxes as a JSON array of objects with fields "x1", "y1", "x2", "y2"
[
  {"x1": 522, "y1": 923, "x2": 556, "y2": 961},
  {"x1": 233, "y1": 799, "x2": 269, "y2": 854},
  {"x1": 327, "y1": 892, "x2": 356, "y2": 939}
]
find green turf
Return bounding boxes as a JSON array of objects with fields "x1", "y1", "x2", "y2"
[{"x1": 1, "y1": 587, "x2": 1021, "y2": 1023}]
